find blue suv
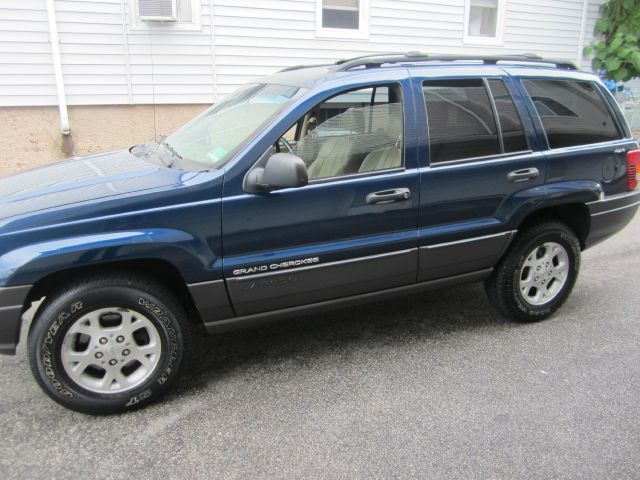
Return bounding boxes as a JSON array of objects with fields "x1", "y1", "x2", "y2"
[{"x1": 1, "y1": 53, "x2": 639, "y2": 414}]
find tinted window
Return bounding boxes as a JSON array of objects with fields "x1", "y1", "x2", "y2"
[
  {"x1": 423, "y1": 79, "x2": 500, "y2": 163},
  {"x1": 284, "y1": 85, "x2": 404, "y2": 180},
  {"x1": 487, "y1": 79, "x2": 529, "y2": 153},
  {"x1": 522, "y1": 79, "x2": 621, "y2": 149}
]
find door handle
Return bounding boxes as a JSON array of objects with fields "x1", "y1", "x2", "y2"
[
  {"x1": 507, "y1": 167, "x2": 539, "y2": 182},
  {"x1": 366, "y1": 188, "x2": 411, "y2": 205}
]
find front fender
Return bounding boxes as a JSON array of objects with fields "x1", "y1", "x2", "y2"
[{"x1": 0, "y1": 228, "x2": 219, "y2": 287}]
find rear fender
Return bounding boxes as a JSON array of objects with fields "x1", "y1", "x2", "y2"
[{"x1": 498, "y1": 180, "x2": 602, "y2": 230}]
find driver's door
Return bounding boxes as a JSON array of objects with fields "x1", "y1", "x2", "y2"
[{"x1": 221, "y1": 81, "x2": 421, "y2": 316}]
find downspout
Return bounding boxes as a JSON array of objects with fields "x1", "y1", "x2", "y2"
[
  {"x1": 576, "y1": 0, "x2": 590, "y2": 68},
  {"x1": 45, "y1": 0, "x2": 73, "y2": 153},
  {"x1": 120, "y1": 0, "x2": 133, "y2": 104}
]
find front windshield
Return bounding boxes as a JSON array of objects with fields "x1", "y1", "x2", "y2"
[{"x1": 164, "y1": 83, "x2": 306, "y2": 169}]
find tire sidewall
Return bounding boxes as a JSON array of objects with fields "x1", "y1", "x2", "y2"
[
  {"x1": 510, "y1": 227, "x2": 580, "y2": 319},
  {"x1": 29, "y1": 284, "x2": 186, "y2": 414}
]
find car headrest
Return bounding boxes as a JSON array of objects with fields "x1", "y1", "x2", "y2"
[{"x1": 338, "y1": 107, "x2": 365, "y2": 134}]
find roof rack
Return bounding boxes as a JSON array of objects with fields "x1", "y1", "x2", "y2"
[
  {"x1": 334, "y1": 52, "x2": 577, "y2": 71},
  {"x1": 278, "y1": 64, "x2": 332, "y2": 73}
]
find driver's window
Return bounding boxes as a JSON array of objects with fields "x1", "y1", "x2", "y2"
[{"x1": 279, "y1": 84, "x2": 404, "y2": 181}]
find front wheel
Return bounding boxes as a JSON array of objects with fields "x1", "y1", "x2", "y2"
[
  {"x1": 485, "y1": 220, "x2": 581, "y2": 322},
  {"x1": 28, "y1": 275, "x2": 190, "y2": 414}
]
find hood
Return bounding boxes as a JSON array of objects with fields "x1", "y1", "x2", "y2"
[{"x1": 0, "y1": 149, "x2": 195, "y2": 221}]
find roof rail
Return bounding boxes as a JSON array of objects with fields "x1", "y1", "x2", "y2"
[
  {"x1": 334, "y1": 51, "x2": 421, "y2": 65},
  {"x1": 334, "y1": 52, "x2": 577, "y2": 71},
  {"x1": 278, "y1": 64, "x2": 332, "y2": 73}
]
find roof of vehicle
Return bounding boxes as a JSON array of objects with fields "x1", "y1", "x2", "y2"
[{"x1": 263, "y1": 52, "x2": 597, "y2": 89}]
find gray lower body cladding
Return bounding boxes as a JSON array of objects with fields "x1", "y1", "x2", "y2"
[
  {"x1": 586, "y1": 190, "x2": 640, "y2": 248},
  {"x1": 0, "y1": 285, "x2": 31, "y2": 355}
]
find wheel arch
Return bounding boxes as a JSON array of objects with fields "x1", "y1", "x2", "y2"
[
  {"x1": 25, "y1": 259, "x2": 203, "y2": 324},
  {"x1": 517, "y1": 203, "x2": 591, "y2": 249}
]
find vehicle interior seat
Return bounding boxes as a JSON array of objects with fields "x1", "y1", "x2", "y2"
[
  {"x1": 358, "y1": 107, "x2": 403, "y2": 173},
  {"x1": 306, "y1": 108, "x2": 361, "y2": 179}
]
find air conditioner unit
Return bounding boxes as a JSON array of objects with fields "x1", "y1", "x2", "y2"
[{"x1": 138, "y1": 0, "x2": 177, "y2": 22}]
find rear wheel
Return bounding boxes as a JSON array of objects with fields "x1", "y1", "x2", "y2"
[
  {"x1": 485, "y1": 220, "x2": 580, "y2": 322},
  {"x1": 28, "y1": 275, "x2": 190, "y2": 414}
]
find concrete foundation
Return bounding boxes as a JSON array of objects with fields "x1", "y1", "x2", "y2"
[{"x1": 0, "y1": 104, "x2": 208, "y2": 178}]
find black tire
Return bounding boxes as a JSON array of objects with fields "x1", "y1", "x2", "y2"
[
  {"x1": 485, "y1": 220, "x2": 580, "y2": 322},
  {"x1": 28, "y1": 275, "x2": 190, "y2": 414}
]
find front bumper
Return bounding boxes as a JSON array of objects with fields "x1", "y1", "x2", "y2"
[
  {"x1": 0, "y1": 286, "x2": 31, "y2": 355},
  {"x1": 585, "y1": 190, "x2": 640, "y2": 249}
]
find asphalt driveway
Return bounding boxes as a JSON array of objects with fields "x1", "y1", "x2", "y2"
[{"x1": 1, "y1": 216, "x2": 639, "y2": 479}]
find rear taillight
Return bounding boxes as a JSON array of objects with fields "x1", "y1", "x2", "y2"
[{"x1": 628, "y1": 149, "x2": 640, "y2": 191}]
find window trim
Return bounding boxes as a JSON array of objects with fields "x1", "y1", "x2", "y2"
[
  {"x1": 129, "y1": 0, "x2": 202, "y2": 32},
  {"x1": 316, "y1": 0, "x2": 369, "y2": 39},
  {"x1": 486, "y1": 77, "x2": 531, "y2": 153},
  {"x1": 463, "y1": 0, "x2": 505, "y2": 46},
  {"x1": 484, "y1": 78, "x2": 505, "y2": 153},
  {"x1": 248, "y1": 81, "x2": 406, "y2": 186},
  {"x1": 428, "y1": 150, "x2": 534, "y2": 168},
  {"x1": 521, "y1": 78, "x2": 626, "y2": 151},
  {"x1": 308, "y1": 166, "x2": 405, "y2": 185},
  {"x1": 306, "y1": 82, "x2": 405, "y2": 182},
  {"x1": 422, "y1": 77, "x2": 531, "y2": 166}
]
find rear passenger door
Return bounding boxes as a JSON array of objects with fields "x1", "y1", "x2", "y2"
[{"x1": 413, "y1": 75, "x2": 547, "y2": 281}]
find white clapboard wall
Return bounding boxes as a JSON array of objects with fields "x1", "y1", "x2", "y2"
[{"x1": 2, "y1": 0, "x2": 634, "y2": 108}]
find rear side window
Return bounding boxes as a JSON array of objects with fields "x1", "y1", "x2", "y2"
[
  {"x1": 423, "y1": 78, "x2": 528, "y2": 164},
  {"x1": 487, "y1": 79, "x2": 528, "y2": 153},
  {"x1": 522, "y1": 79, "x2": 622, "y2": 149}
]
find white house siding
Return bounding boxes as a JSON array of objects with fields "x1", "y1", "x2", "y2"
[
  {"x1": 212, "y1": 0, "x2": 598, "y2": 97},
  {"x1": 0, "y1": 0, "x2": 636, "y2": 106},
  {"x1": 0, "y1": 0, "x2": 216, "y2": 106},
  {"x1": 0, "y1": 0, "x2": 56, "y2": 106}
]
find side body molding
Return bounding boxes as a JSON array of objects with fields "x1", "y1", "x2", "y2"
[{"x1": 419, "y1": 231, "x2": 516, "y2": 281}]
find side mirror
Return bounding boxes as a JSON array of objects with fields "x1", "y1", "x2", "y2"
[{"x1": 244, "y1": 153, "x2": 308, "y2": 193}]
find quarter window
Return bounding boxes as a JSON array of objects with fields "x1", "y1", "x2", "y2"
[
  {"x1": 523, "y1": 79, "x2": 622, "y2": 149},
  {"x1": 280, "y1": 85, "x2": 404, "y2": 181},
  {"x1": 487, "y1": 79, "x2": 528, "y2": 153}
]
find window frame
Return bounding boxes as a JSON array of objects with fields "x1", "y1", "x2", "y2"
[
  {"x1": 264, "y1": 82, "x2": 406, "y2": 185},
  {"x1": 463, "y1": 0, "x2": 505, "y2": 46},
  {"x1": 486, "y1": 77, "x2": 531, "y2": 154},
  {"x1": 422, "y1": 77, "x2": 532, "y2": 167},
  {"x1": 129, "y1": 0, "x2": 202, "y2": 32},
  {"x1": 521, "y1": 78, "x2": 626, "y2": 151},
  {"x1": 316, "y1": 0, "x2": 369, "y2": 40}
]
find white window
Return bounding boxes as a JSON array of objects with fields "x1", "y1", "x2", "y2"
[
  {"x1": 316, "y1": 0, "x2": 368, "y2": 39},
  {"x1": 464, "y1": 0, "x2": 504, "y2": 45},
  {"x1": 130, "y1": 0, "x2": 200, "y2": 31}
]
